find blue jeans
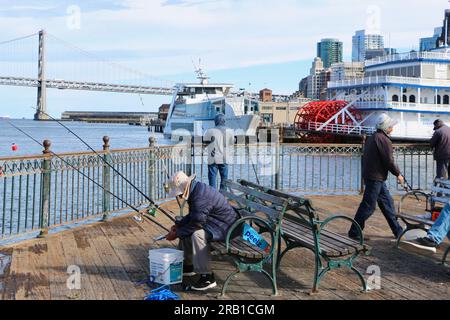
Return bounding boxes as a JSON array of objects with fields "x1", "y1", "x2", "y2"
[
  {"x1": 428, "y1": 203, "x2": 450, "y2": 244},
  {"x1": 208, "y1": 164, "x2": 228, "y2": 191},
  {"x1": 349, "y1": 179, "x2": 403, "y2": 238}
]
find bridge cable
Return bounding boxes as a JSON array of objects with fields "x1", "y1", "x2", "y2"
[
  {"x1": 5, "y1": 120, "x2": 170, "y2": 233},
  {"x1": 32, "y1": 109, "x2": 176, "y2": 223}
]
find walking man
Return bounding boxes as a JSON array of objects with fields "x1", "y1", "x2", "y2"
[
  {"x1": 348, "y1": 113, "x2": 405, "y2": 241},
  {"x1": 430, "y1": 119, "x2": 450, "y2": 179},
  {"x1": 204, "y1": 113, "x2": 234, "y2": 191},
  {"x1": 165, "y1": 171, "x2": 238, "y2": 291}
]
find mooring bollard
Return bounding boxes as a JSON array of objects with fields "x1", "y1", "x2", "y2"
[
  {"x1": 102, "y1": 136, "x2": 111, "y2": 221},
  {"x1": 38, "y1": 140, "x2": 52, "y2": 238}
]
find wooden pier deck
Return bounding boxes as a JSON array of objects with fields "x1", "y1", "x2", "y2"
[{"x1": 0, "y1": 195, "x2": 448, "y2": 300}]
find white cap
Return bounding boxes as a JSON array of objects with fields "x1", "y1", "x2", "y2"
[
  {"x1": 166, "y1": 171, "x2": 196, "y2": 199},
  {"x1": 376, "y1": 113, "x2": 398, "y2": 132}
]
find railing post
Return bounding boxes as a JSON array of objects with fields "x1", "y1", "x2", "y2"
[
  {"x1": 38, "y1": 140, "x2": 51, "y2": 238},
  {"x1": 360, "y1": 135, "x2": 366, "y2": 195},
  {"x1": 148, "y1": 137, "x2": 156, "y2": 200},
  {"x1": 275, "y1": 134, "x2": 281, "y2": 190},
  {"x1": 102, "y1": 136, "x2": 111, "y2": 221}
]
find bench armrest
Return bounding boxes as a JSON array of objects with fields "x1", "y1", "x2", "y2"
[
  {"x1": 318, "y1": 215, "x2": 365, "y2": 247},
  {"x1": 225, "y1": 216, "x2": 276, "y2": 260}
]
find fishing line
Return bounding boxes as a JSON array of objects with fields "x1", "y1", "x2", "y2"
[
  {"x1": 33, "y1": 108, "x2": 176, "y2": 223},
  {"x1": 6, "y1": 120, "x2": 170, "y2": 233}
]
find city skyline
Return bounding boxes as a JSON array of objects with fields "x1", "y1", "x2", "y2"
[{"x1": 0, "y1": 0, "x2": 449, "y2": 118}]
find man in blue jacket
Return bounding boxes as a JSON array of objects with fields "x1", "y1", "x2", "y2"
[{"x1": 165, "y1": 171, "x2": 238, "y2": 291}]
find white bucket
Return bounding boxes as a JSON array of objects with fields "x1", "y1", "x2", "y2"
[{"x1": 149, "y1": 248, "x2": 184, "y2": 285}]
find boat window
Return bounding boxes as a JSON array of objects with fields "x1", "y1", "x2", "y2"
[
  {"x1": 402, "y1": 95, "x2": 407, "y2": 103},
  {"x1": 409, "y1": 95, "x2": 416, "y2": 103},
  {"x1": 444, "y1": 95, "x2": 449, "y2": 104}
]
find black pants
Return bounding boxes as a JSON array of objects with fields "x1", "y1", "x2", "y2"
[
  {"x1": 436, "y1": 159, "x2": 450, "y2": 180},
  {"x1": 349, "y1": 179, "x2": 403, "y2": 238}
]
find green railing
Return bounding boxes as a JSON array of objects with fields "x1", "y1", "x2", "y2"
[{"x1": 0, "y1": 137, "x2": 434, "y2": 241}]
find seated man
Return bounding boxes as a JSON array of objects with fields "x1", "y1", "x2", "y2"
[
  {"x1": 165, "y1": 171, "x2": 239, "y2": 291},
  {"x1": 404, "y1": 202, "x2": 450, "y2": 254}
]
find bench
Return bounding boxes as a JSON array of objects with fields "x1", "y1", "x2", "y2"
[
  {"x1": 210, "y1": 179, "x2": 292, "y2": 297},
  {"x1": 238, "y1": 180, "x2": 370, "y2": 293},
  {"x1": 397, "y1": 178, "x2": 450, "y2": 265}
]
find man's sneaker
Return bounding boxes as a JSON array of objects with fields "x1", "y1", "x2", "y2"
[
  {"x1": 183, "y1": 265, "x2": 196, "y2": 277},
  {"x1": 402, "y1": 237, "x2": 438, "y2": 254},
  {"x1": 348, "y1": 234, "x2": 370, "y2": 242},
  {"x1": 191, "y1": 273, "x2": 217, "y2": 291}
]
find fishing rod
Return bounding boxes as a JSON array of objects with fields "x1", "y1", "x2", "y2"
[
  {"x1": 34, "y1": 109, "x2": 176, "y2": 223},
  {"x1": 6, "y1": 121, "x2": 171, "y2": 233}
]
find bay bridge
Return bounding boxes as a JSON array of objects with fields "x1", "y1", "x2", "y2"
[{"x1": 0, "y1": 30, "x2": 175, "y2": 120}]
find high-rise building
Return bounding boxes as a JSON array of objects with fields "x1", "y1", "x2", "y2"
[
  {"x1": 420, "y1": 27, "x2": 442, "y2": 51},
  {"x1": 330, "y1": 62, "x2": 365, "y2": 82},
  {"x1": 352, "y1": 30, "x2": 384, "y2": 62},
  {"x1": 317, "y1": 38, "x2": 343, "y2": 68},
  {"x1": 307, "y1": 57, "x2": 330, "y2": 100}
]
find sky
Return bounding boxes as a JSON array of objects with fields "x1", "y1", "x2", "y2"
[{"x1": 0, "y1": 0, "x2": 449, "y2": 118}]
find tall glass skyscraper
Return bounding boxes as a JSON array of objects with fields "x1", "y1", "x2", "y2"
[
  {"x1": 420, "y1": 27, "x2": 442, "y2": 51},
  {"x1": 316, "y1": 38, "x2": 343, "y2": 68},
  {"x1": 352, "y1": 30, "x2": 384, "y2": 62}
]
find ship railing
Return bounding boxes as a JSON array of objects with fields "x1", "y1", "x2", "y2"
[
  {"x1": 0, "y1": 138, "x2": 434, "y2": 242},
  {"x1": 307, "y1": 122, "x2": 376, "y2": 135},
  {"x1": 365, "y1": 50, "x2": 450, "y2": 68},
  {"x1": 329, "y1": 76, "x2": 450, "y2": 89}
]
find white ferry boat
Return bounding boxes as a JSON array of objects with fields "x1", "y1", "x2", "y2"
[
  {"x1": 164, "y1": 68, "x2": 260, "y2": 139},
  {"x1": 327, "y1": 12, "x2": 450, "y2": 140}
]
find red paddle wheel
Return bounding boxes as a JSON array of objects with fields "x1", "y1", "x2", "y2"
[{"x1": 294, "y1": 101, "x2": 362, "y2": 143}]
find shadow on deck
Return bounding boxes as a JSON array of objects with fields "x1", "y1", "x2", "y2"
[{"x1": 0, "y1": 195, "x2": 448, "y2": 300}]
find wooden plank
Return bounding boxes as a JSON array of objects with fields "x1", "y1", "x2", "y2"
[
  {"x1": 67, "y1": 228, "x2": 118, "y2": 300},
  {"x1": 26, "y1": 241, "x2": 50, "y2": 300},
  {"x1": 60, "y1": 231, "x2": 98, "y2": 300},
  {"x1": 86, "y1": 224, "x2": 141, "y2": 300},
  {"x1": 46, "y1": 234, "x2": 72, "y2": 300}
]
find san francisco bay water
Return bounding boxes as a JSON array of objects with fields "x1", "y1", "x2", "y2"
[{"x1": 0, "y1": 119, "x2": 172, "y2": 157}]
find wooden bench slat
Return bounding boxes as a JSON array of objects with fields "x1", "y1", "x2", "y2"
[
  {"x1": 282, "y1": 218, "x2": 366, "y2": 257},
  {"x1": 281, "y1": 222, "x2": 349, "y2": 257},
  {"x1": 210, "y1": 237, "x2": 266, "y2": 259},
  {"x1": 223, "y1": 180, "x2": 288, "y2": 206},
  {"x1": 397, "y1": 213, "x2": 434, "y2": 226},
  {"x1": 221, "y1": 190, "x2": 281, "y2": 220}
]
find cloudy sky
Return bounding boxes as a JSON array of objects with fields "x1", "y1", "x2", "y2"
[{"x1": 0, "y1": 0, "x2": 448, "y2": 118}]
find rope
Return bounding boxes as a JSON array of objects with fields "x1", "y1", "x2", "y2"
[{"x1": 144, "y1": 285, "x2": 180, "y2": 301}]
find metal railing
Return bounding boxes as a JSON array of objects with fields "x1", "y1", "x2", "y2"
[{"x1": 0, "y1": 137, "x2": 434, "y2": 241}]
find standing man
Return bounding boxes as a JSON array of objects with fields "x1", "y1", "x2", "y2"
[
  {"x1": 165, "y1": 171, "x2": 238, "y2": 291},
  {"x1": 348, "y1": 113, "x2": 405, "y2": 241},
  {"x1": 430, "y1": 119, "x2": 450, "y2": 179},
  {"x1": 204, "y1": 113, "x2": 234, "y2": 191}
]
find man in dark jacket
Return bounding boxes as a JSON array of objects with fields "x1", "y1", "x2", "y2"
[
  {"x1": 348, "y1": 113, "x2": 405, "y2": 241},
  {"x1": 165, "y1": 171, "x2": 238, "y2": 291},
  {"x1": 430, "y1": 119, "x2": 450, "y2": 179}
]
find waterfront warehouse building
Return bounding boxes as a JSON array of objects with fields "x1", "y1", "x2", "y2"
[
  {"x1": 352, "y1": 30, "x2": 384, "y2": 62},
  {"x1": 317, "y1": 38, "x2": 343, "y2": 68},
  {"x1": 327, "y1": 49, "x2": 450, "y2": 139}
]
